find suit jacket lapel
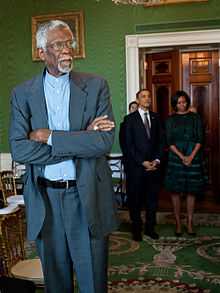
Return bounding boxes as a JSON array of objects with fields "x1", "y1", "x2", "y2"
[
  {"x1": 136, "y1": 111, "x2": 145, "y2": 130},
  {"x1": 69, "y1": 72, "x2": 87, "y2": 131},
  {"x1": 29, "y1": 70, "x2": 87, "y2": 131},
  {"x1": 149, "y1": 112, "x2": 155, "y2": 137},
  {"x1": 30, "y1": 72, "x2": 49, "y2": 128}
]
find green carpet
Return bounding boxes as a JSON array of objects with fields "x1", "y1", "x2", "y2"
[{"x1": 32, "y1": 212, "x2": 220, "y2": 292}]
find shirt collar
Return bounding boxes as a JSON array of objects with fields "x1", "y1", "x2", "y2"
[
  {"x1": 138, "y1": 107, "x2": 149, "y2": 116},
  {"x1": 45, "y1": 70, "x2": 69, "y2": 87}
]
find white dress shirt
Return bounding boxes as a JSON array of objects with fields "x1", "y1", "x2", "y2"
[
  {"x1": 138, "y1": 108, "x2": 160, "y2": 164},
  {"x1": 138, "y1": 108, "x2": 151, "y2": 128}
]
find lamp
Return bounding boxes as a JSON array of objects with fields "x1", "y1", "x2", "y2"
[
  {"x1": 112, "y1": 0, "x2": 162, "y2": 4},
  {"x1": 96, "y1": 0, "x2": 208, "y2": 6}
]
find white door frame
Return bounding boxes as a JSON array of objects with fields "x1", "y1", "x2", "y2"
[{"x1": 126, "y1": 29, "x2": 220, "y2": 109}]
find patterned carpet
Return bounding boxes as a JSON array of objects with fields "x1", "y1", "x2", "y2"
[
  {"x1": 109, "y1": 279, "x2": 206, "y2": 292},
  {"x1": 107, "y1": 211, "x2": 220, "y2": 292},
  {"x1": 32, "y1": 212, "x2": 220, "y2": 292}
]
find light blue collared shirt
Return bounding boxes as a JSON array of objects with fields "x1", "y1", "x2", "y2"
[{"x1": 44, "y1": 71, "x2": 76, "y2": 180}]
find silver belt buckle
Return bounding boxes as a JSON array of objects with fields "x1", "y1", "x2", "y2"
[{"x1": 60, "y1": 180, "x2": 69, "y2": 189}]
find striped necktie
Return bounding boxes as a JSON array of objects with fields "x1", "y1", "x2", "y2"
[{"x1": 144, "y1": 112, "x2": 151, "y2": 139}]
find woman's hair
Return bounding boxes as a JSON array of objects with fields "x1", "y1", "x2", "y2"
[
  {"x1": 171, "y1": 90, "x2": 191, "y2": 111},
  {"x1": 36, "y1": 20, "x2": 73, "y2": 50},
  {"x1": 128, "y1": 101, "x2": 138, "y2": 111}
]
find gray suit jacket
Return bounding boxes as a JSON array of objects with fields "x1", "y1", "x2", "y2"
[{"x1": 9, "y1": 70, "x2": 118, "y2": 241}]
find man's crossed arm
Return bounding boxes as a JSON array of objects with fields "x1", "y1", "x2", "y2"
[{"x1": 29, "y1": 115, "x2": 115, "y2": 143}]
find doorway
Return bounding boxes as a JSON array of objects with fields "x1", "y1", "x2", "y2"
[
  {"x1": 125, "y1": 30, "x2": 220, "y2": 208},
  {"x1": 142, "y1": 48, "x2": 219, "y2": 205},
  {"x1": 145, "y1": 50, "x2": 180, "y2": 124}
]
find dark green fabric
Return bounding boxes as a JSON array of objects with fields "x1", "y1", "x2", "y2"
[{"x1": 164, "y1": 112, "x2": 206, "y2": 194}]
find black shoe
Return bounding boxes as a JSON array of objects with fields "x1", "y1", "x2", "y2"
[
  {"x1": 185, "y1": 226, "x2": 196, "y2": 237},
  {"x1": 144, "y1": 230, "x2": 159, "y2": 240},
  {"x1": 132, "y1": 231, "x2": 143, "y2": 242},
  {"x1": 175, "y1": 231, "x2": 183, "y2": 237},
  {"x1": 187, "y1": 231, "x2": 196, "y2": 237}
]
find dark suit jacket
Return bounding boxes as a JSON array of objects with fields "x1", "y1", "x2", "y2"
[
  {"x1": 123, "y1": 110, "x2": 163, "y2": 178},
  {"x1": 119, "y1": 120, "x2": 126, "y2": 156},
  {"x1": 9, "y1": 70, "x2": 118, "y2": 240},
  {"x1": 119, "y1": 115, "x2": 130, "y2": 172}
]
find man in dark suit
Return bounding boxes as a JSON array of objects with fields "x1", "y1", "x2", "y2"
[
  {"x1": 123, "y1": 89, "x2": 163, "y2": 241},
  {"x1": 119, "y1": 100, "x2": 138, "y2": 156},
  {"x1": 119, "y1": 101, "x2": 138, "y2": 206},
  {"x1": 9, "y1": 20, "x2": 118, "y2": 293}
]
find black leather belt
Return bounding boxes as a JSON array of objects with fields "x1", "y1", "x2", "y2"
[{"x1": 38, "y1": 177, "x2": 76, "y2": 189}]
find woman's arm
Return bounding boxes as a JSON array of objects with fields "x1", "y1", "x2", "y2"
[
  {"x1": 183, "y1": 143, "x2": 201, "y2": 166},
  {"x1": 169, "y1": 145, "x2": 185, "y2": 161}
]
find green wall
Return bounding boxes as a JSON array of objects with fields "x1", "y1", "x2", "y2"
[{"x1": 0, "y1": 0, "x2": 220, "y2": 152}]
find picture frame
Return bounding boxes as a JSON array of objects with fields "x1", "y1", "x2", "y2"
[
  {"x1": 144, "y1": 0, "x2": 208, "y2": 7},
  {"x1": 32, "y1": 11, "x2": 85, "y2": 61}
]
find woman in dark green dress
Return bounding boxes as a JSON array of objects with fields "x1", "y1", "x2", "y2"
[{"x1": 165, "y1": 90, "x2": 205, "y2": 236}]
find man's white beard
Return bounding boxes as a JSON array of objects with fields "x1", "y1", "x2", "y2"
[{"x1": 58, "y1": 59, "x2": 73, "y2": 73}]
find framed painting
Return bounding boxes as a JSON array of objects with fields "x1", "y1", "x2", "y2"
[
  {"x1": 32, "y1": 11, "x2": 85, "y2": 61},
  {"x1": 144, "y1": 0, "x2": 208, "y2": 7}
]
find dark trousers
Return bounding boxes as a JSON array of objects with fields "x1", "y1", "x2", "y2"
[
  {"x1": 127, "y1": 169, "x2": 160, "y2": 232},
  {"x1": 36, "y1": 185, "x2": 108, "y2": 293}
]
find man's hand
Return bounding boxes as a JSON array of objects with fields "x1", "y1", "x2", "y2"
[
  {"x1": 151, "y1": 160, "x2": 160, "y2": 168},
  {"x1": 87, "y1": 115, "x2": 115, "y2": 131},
  {"x1": 142, "y1": 161, "x2": 157, "y2": 172},
  {"x1": 29, "y1": 129, "x2": 51, "y2": 143}
]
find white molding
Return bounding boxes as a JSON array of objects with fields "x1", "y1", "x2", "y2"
[
  {"x1": 125, "y1": 29, "x2": 220, "y2": 108},
  {"x1": 125, "y1": 38, "x2": 139, "y2": 104},
  {"x1": 0, "y1": 153, "x2": 12, "y2": 171}
]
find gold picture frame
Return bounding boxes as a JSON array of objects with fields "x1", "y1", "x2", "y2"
[
  {"x1": 144, "y1": 0, "x2": 208, "y2": 7},
  {"x1": 32, "y1": 11, "x2": 85, "y2": 61}
]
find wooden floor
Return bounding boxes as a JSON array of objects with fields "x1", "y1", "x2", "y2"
[{"x1": 158, "y1": 189, "x2": 220, "y2": 213}]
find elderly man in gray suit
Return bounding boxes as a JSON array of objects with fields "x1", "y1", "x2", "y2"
[{"x1": 9, "y1": 20, "x2": 118, "y2": 293}]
